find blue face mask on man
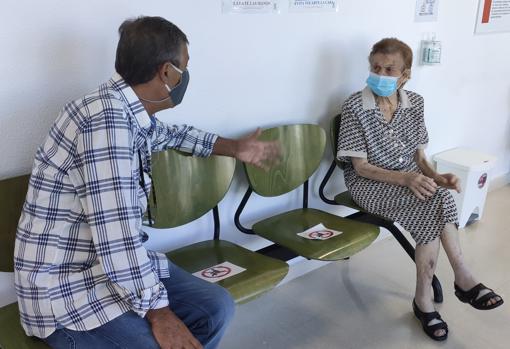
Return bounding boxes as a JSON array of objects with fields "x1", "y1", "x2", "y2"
[
  {"x1": 165, "y1": 63, "x2": 189, "y2": 106},
  {"x1": 366, "y1": 72, "x2": 399, "y2": 97}
]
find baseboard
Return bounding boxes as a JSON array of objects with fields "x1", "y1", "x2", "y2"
[{"x1": 489, "y1": 172, "x2": 510, "y2": 192}]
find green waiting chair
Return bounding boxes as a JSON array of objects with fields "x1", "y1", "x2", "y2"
[
  {"x1": 318, "y1": 114, "x2": 443, "y2": 302},
  {"x1": 234, "y1": 124, "x2": 379, "y2": 261},
  {"x1": 147, "y1": 149, "x2": 289, "y2": 304},
  {"x1": 0, "y1": 175, "x2": 50, "y2": 349}
]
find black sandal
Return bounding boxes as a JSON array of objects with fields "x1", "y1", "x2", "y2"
[
  {"x1": 454, "y1": 283, "x2": 504, "y2": 310},
  {"x1": 413, "y1": 299, "x2": 448, "y2": 341}
]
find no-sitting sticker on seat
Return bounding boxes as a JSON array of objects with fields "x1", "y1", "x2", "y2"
[
  {"x1": 193, "y1": 262, "x2": 246, "y2": 283},
  {"x1": 297, "y1": 223, "x2": 343, "y2": 240}
]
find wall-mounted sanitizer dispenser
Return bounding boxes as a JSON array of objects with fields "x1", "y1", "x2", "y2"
[{"x1": 421, "y1": 33, "x2": 442, "y2": 65}]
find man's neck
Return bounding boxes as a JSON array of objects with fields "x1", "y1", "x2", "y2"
[{"x1": 131, "y1": 83, "x2": 171, "y2": 116}]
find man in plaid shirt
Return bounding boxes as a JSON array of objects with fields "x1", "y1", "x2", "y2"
[{"x1": 14, "y1": 16, "x2": 279, "y2": 349}]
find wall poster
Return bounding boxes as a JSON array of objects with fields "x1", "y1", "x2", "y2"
[{"x1": 475, "y1": 0, "x2": 510, "y2": 33}]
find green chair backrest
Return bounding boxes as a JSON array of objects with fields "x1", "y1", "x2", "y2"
[
  {"x1": 245, "y1": 124, "x2": 326, "y2": 197},
  {"x1": 0, "y1": 175, "x2": 30, "y2": 272},
  {"x1": 330, "y1": 113, "x2": 345, "y2": 169},
  {"x1": 149, "y1": 150, "x2": 236, "y2": 228}
]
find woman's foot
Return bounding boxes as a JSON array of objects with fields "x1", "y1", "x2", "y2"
[
  {"x1": 454, "y1": 283, "x2": 504, "y2": 310},
  {"x1": 413, "y1": 299, "x2": 448, "y2": 341},
  {"x1": 455, "y1": 273, "x2": 503, "y2": 308}
]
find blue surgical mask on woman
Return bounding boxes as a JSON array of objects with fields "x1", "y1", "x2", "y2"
[{"x1": 366, "y1": 72, "x2": 399, "y2": 97}]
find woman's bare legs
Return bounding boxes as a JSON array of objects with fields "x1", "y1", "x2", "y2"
[{"x1": 440, "y1": 223, "x2": 501, "y2": 305}]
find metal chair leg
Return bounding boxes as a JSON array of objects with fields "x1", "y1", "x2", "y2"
[{"x1": 432, "y1": 275, "x2": 443, "y2": 303}]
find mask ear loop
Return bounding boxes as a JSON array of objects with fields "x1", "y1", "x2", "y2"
[
  {"x1": 166, "y1": 63, "x2": 185, "y2": 92},
  {"x1": 138, "y1": 95, "x2": 171, "y2": 104},
  {"x1": 138, "y1": 63, "x2": 183, "y2": 104},
  {"x1": 138, "y1": 79, "x2": 172, "y2": 104},
  {"x1": 398, "y1": 69, "x2": 411, "y2": 89}
]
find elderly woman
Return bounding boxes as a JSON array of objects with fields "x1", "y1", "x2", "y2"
[{"x1": 337, "y1": 38, "x2": 503, "y2": 341}]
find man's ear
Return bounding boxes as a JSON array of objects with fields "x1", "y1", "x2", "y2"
[{"x1": 158, "y1": 62, "x2": 172, "y2": 83}]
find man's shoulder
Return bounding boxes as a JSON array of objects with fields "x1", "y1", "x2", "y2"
[{"x1": 62, "y1": 82, "x2": 127, "y2": 130}]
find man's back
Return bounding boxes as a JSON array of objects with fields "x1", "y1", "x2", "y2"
[{"x1": 14, "y1": 75, "x2": 170, "y2": 338}]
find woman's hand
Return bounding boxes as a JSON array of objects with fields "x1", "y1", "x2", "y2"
[
  {"x1": 402, "y1": 172, "x2": 437, "y2": 200},
  {"x1": 435, "y1": 173, "x2": 461, "y2": 193}
]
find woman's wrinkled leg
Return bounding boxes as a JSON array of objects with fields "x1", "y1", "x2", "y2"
[
  {"x1": 414, "y1": 237, "x2": 446, "y2": 337},
  {"x1": 440, "y1": 223, "x2": 501, "y2": 306}
]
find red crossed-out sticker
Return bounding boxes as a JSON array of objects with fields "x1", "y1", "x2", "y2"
[
  {"x1": 308, "y1": 230, "x2": 334, "y2": 239},
  {"x1": 201, "y1": 266, "x2": 232, "y2": 279}
]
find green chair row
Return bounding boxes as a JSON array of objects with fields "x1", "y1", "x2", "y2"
[
  {"x1": 148, "y1": 149, "x2": 289, "y2": 304},
  {"x1": 0, "y1": 123, "x2": 380, "y2": 348},
  {"x1": 148, "y1": 124, "x2": 380, "y2": 309}
]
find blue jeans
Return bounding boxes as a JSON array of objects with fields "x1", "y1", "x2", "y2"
[{"x1": 43, "y1": 262, "x2": 235, "y2": 349}]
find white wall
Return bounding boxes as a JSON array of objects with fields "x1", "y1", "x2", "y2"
[{"x1": 1, "y1": 0, "x2": 510, "y2": 303}]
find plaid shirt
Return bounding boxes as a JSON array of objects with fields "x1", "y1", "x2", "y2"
[{"x1": 14, "y1": 72, "x2": 218, "y2": 338}]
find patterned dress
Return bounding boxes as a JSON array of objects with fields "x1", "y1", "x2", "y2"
[{"x1": 337, "y1": 87, "x2": 458, "y2": 245}]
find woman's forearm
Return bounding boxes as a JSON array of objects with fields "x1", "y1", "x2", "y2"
[
  {"x1": 351, "y1": 157, "x2": 438, "y2": 200},
  {"x1": 352, "y1": 159, "x2": 406, "y2": 186},
  {"x1": 414, "y1": 151, "x2": 440, "y2": 182}
]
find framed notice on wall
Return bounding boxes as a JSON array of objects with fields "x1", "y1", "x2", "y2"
[
  {"x1": 222, "y1": 0, "x2": 279, "y2": 14},
  {"x1": 414, "y1": 0, "x2": 440, "y2": 22},
  {"x1": 289, "y1": 0, "x2": 340, "y2": 13},
  {"x1": 475, "y1": 0, "x2": 510, "y2": 33}
]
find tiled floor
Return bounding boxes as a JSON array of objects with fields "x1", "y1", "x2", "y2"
[{"x1": 221, "y1": 185, "x2": 510, "y2": 349}]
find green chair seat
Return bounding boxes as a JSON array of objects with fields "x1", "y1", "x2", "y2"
[
  {"x1": 0, "y1": 303, "x2": 50, "y2": 349},
  {"x1": 252, "y1": 208, "x2": 379, "y2": 261},
  {"x1": 334, "y1": 191, "x2": 364, "y2": 211},
  {"x1": 166, "y1": 240, "x2": 288, "y2": 304}
]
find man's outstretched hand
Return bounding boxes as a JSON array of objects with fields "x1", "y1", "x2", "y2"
[
  {"x1": 234, "y1": 128, "x2": 280, "y2": 170},
  {"x1": 213, "y1": 128, "x2": 281, "y2": 171}
]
